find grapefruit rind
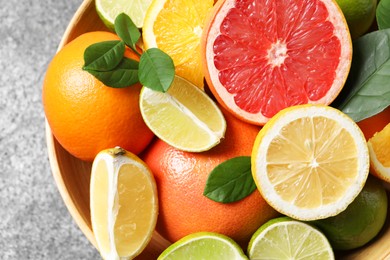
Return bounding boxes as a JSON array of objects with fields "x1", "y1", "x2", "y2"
[
  {"x1": 202, "y1": 0, "x2": 352, "y2": 125},
  {"x1": 251, "y1": 105, "x2": 369, "y2": 221}
]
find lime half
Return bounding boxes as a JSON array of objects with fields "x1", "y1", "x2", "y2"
[
  {"x1": 248, "y1": 217, "x2": 334, "y2": 260},
  {"x1": 96, "y1": 0, "x2": 153, "y2": 29},
  {"x1": 140, "y1": 76, "x2": 226, "y2": 152},
  {"x1": 158, "y1": 232, "x2": 248, "y2": 260}
]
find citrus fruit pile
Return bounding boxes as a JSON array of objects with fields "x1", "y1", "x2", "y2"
[{"x1": 42, "y1": 0, "x2": 390, "y2": 258}]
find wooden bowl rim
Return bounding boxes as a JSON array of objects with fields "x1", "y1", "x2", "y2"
[{"x1": 44, "y1": 0, "x2": 97, "y2": 248}]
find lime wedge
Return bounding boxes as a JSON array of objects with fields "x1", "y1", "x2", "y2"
[
  {"x1": 248, "y1": 217, "x2": 334, "y2": 260},
  {"x1": 158, "y1": 232, "x2": 248, "y2": 260},
  {"x1": 140, "y1": 76, "x2": 226, "y2": 152},
  {"x1": 95, "y1": 0, "x2": 153, "y2": 29}
]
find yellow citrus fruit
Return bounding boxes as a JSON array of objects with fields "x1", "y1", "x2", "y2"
[
  {"x1": 42, "y1": 31, "x2": 154, "y2": 161},
  {"x1": 252, "y1": 104, "x2": 370, "y2": 221},
  {"x1": 90, "y1": 147, "x2": 158, "y2": 259},
  {"x1": 142, "y1": 109, "x2": 280, "y2": 246},
  {"x1": 368, "y1": 122, "x2": 390, "y2": 183},
  {"x1": 142, "y1": 0, "x2": 214, "y2": 89},
  {"x1": 312, "y1": 176, "x2": 388, "y2": 250},
  {"x1": 335, "y1": 0, "x2": 377, "y2": 39},
  {"x1": 139, "y1": 76, "x2": 226, "y2": 152},
  {"x1": 201, "y1": 0, "x2": 352, "y2": 125}
]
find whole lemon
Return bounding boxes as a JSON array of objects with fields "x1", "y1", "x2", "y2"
[{"x1": 336, "y1": 0, "x2": 377, "y2": 39}]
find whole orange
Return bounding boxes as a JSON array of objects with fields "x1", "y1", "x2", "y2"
[
  {"x1": 142, "y1": 110, "x2": 279, "y2": 246},
  {"x1": 43, "y1": 31, "x2": 154, "y2": 161}
]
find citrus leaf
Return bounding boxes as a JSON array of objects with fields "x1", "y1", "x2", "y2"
[
  {"x1": 114, "y1": 13, "x2": 141, "y2": 52},
  {"x1": 139, "y1": 48, "x2": 175, "y2": 92},
  {"x1": 203, "y1": 156, "x2": 256, "y2": 203},
  {"x1": 86, "y1": 58, "x2": 139, "y2": 88},
  {"x1": 83, "y1": 40, "x2": 125, "y2": 71},
  {"x1": 377, "y1": 0, "x2": 390, "y2": 30},
  {"x1": 334, "y1": 29, "x2": 390, "y2": 121}
]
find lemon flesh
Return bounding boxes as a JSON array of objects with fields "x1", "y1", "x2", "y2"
[
  {"x1": 252, "y1": 105, "x2": 369, "y2": 220},
  {"x1": 90, "y1": 147, "x2": 158, "y2": 259}
]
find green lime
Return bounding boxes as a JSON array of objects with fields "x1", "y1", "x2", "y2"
[
  {"x1": 335, "y1": 0, "x2": 377, "y2": 39},
  {"x1": 247, "y1": 217, "x2": 334, "y2": 260},
  {"x1": 157, "y1": 232, "x2": 248, "y2": 260},
  {"x1": 312, "y1": 176, "x2": 388, "y2": 250},
  {"x1": 95, "y1": 0, "x2": 153, "y2": 29}
]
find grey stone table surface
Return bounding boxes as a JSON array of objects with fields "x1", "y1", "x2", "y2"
[{"x1": 1, "y1": 0, "x2": 100, "y2": 259}]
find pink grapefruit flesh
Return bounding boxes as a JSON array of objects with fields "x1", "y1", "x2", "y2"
[{"x1": 202, "y1": 0, "x2": 352, "y2": 125}]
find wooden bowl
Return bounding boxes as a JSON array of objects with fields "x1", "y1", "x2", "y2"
[{"x1": 45, "y1": 0, "x2": 390, "y2": 259}]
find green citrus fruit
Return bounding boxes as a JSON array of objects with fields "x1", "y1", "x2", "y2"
[
  {"x1": 248, "y1": 217, "x2": 334, "y2": 259},
  {"x1": 158, "y1": 232, "x2": 248, "y2": 260},
  {"x1": 312, "y1": 176, "x2": 388, "y2": 250},
  {"x1": 335, "y1": 0, "x2": 377, "y2": 39}
]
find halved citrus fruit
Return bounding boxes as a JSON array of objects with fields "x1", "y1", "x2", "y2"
[
  {"x1": 143, "y1": 0, "x2": 214, "y2": 88},
  {"x1": 252, "y1": 105, "x2": 369, "y2": 221},
  {"x1": 248, "y1": 217, "x2": 334, "y2": 259},
  {"x1": 96, "y1": 0, "x2": 153, "y2": 29},
  {"x1": 90, "y1": 147, "x2": 158, "y2": 259},
  {"x1": 202, "y1": 0, "x2": 352, "y2": 125},
  {"x1": 368, "y1": 122, "x2": 390, "y2": 183},
  {"x1": 158, "y1": 232, "x2": 248, "y2": 260},
  {"x1": 140, "y1": 76, "x2": 226, "y2": 152}
]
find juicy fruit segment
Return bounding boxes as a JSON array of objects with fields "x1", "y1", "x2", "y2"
[
  {"x1": 368, "y1": 122, "x2": 390, "y2": 182},
  {"x1": 248, "y1": 217, "x2": 334, "y2": 259},
  {"x1": 90, "y1": 147, "x2": 158, "y2": 259},
  {"x1": 312, "y1": 176, "x2": 388, "y2": 250},
  {"x1": 96, "y1": 0, "x2": 153, "y2": 28},
  {"x1": 158, "y1": 232, "x2": 248, "y2": 260},
  {"x1": 202, "y1": 0, "x2": 352, "y2": 125},
  {"x1": 140, "y1": 76, "x2": 226, "y2": 152},
  {"x1": 143, "y1": 0, "x2": 214, "y2": 88},
  {"x1": 252, "y1": 105, "x2": 369, "y2": 220}
]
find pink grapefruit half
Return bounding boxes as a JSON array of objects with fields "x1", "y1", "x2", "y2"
[{"x1": 201, "y1": 0, "x2": 352, "y2": 125}]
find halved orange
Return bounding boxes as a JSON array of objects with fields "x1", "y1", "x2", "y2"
[
  {"x1": 368, "y1": 122, "x2": 390, "y2": 183},
  {"x1": 201, "y1": 0, "x2": 352, "y2": 125},
  {"x1": 143, "y1": 0, "x2": 214, "y2": 89}
]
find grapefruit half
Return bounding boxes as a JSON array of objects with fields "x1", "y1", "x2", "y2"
[{"x1": 201, "y1": 0, "x2": 352, "y2": 125}]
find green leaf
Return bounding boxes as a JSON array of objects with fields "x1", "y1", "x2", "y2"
[
  {"x1": 333, "y1": 29, "x2": 390, "y2": 121},
  {"x1": 85, "y1": 58, "x2": 139, "y2": 88},
  {"x1": 139, "y1": 48, "x2": 175, "y2": 92},
  {"x1": 83, "y1": 40, "x2": 125, "y2": 71},
  {"x1": 377, "y1": 0, "x2": 390, "y2": 30},
  {"x1": 114, "y1": 13, "x2": 141, "y2": 53},
  {"x1": 203, "y1": 156, "x2": 256, "y2": 203}
]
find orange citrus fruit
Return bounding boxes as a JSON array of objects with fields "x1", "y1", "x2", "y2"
[
  {"x1": 142, "y1": 109, "x2": 279, "y2": 246},
  {"x1": 43, "y1": 31, "x2": 154, "y2": 161},
  {"x1": 357, "y1": 106, "x2": 390, "y2": 140},
  {"x1": 201, "y1": 0, "x2": 352, "y2": 125},
  {"x1": 143, "y1": 0, "x2": 214, "y2": 89},
  {"x1": 368, "y1": 122, "x2": 390, "y2": 183}
]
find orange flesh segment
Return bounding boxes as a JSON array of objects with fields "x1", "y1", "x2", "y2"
[
  {"x1": 369, "y1": 123, "x2": 390, "y2": 167},
  {"x1": 213, "y1": 0, "x2": 341, "y2": 118},
  {"x1": 266, "y1": 116, "x2": 358, "y2": 209}
]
